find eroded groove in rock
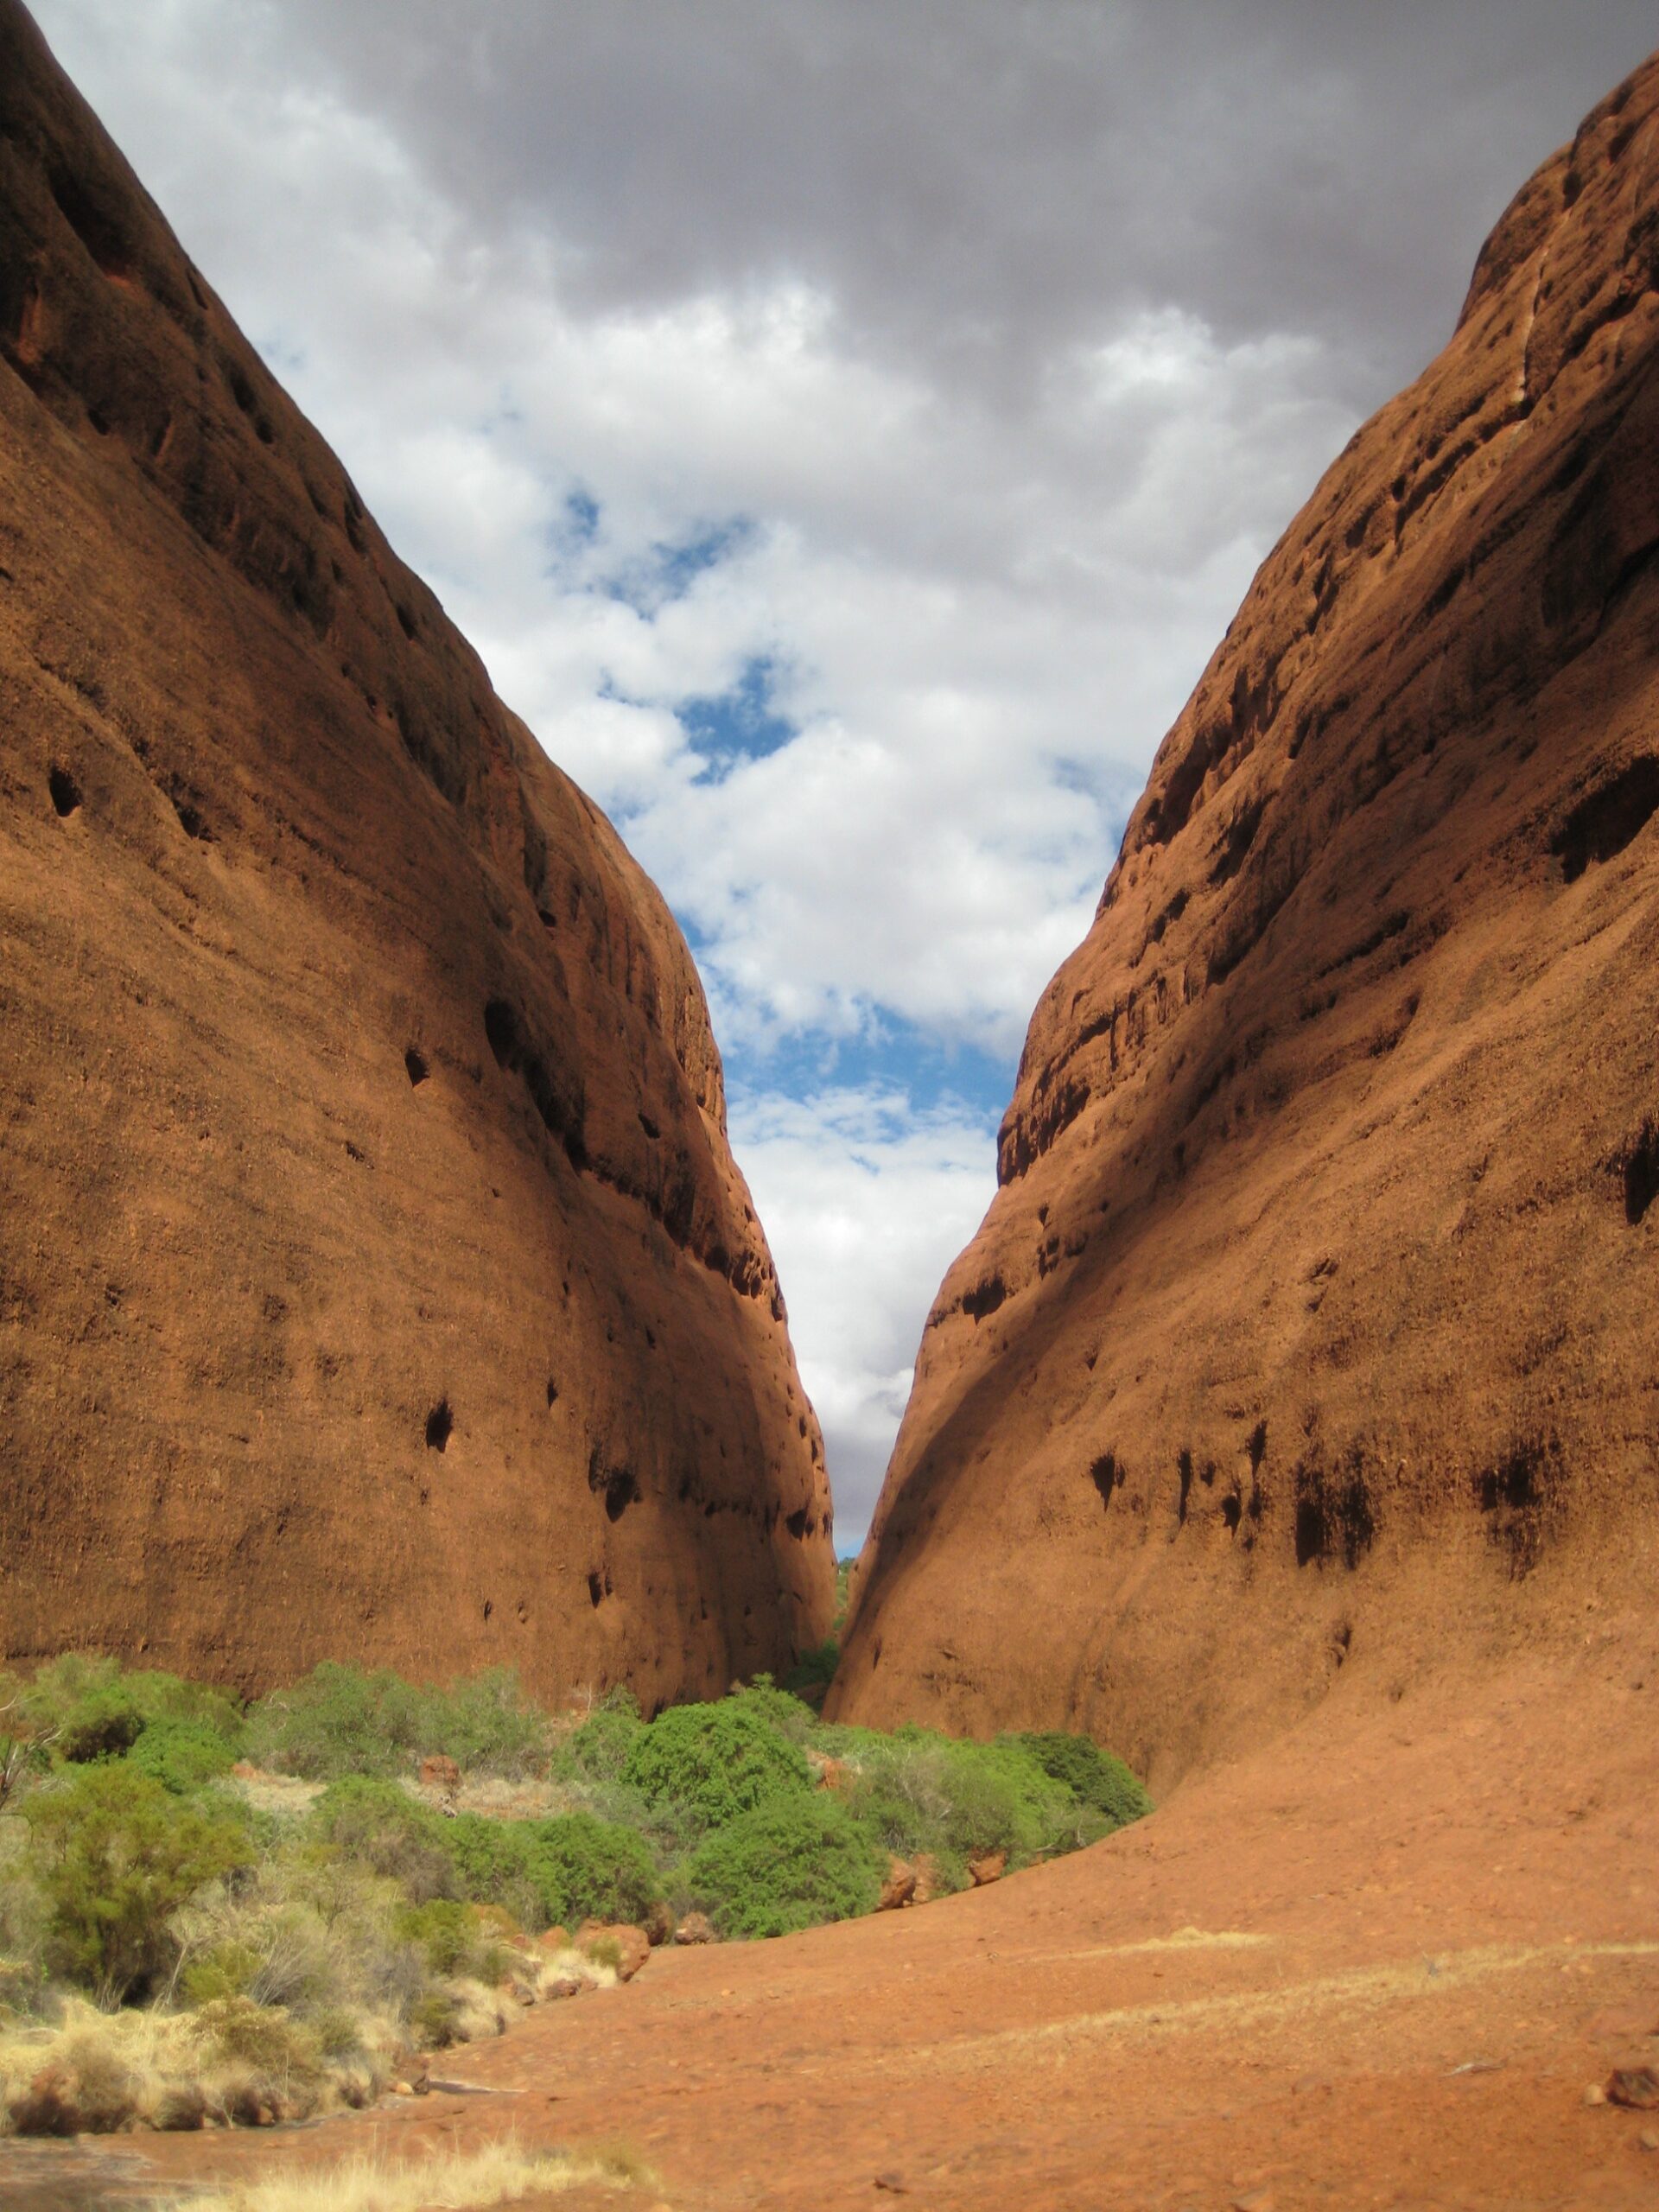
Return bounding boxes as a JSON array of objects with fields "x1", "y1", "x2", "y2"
[
  {"x1": 831, "y1": 50, "x2": 1659, "y2": 1786},
  {"x1": 0, "y1": 0, "x2": 832, "y2": 1702}
]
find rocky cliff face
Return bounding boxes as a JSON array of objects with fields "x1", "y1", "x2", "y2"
[
  {"x1": 0, "y1": 1, "x2": 833, "y2": 1700},
  {"x1": 831, "y1": 54, "x2": 1659, "y2": 1783}
]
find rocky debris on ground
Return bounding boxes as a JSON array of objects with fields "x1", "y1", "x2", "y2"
[
  {"x1": 878, "y1": 1859, "x2": 917, "y2": 1911},
  {"x1": 831, "y1": 46, "x2": 1659, "y2": 1783},
  {"x1": 1605, "y1": 2066, "x2": 1659, "y2": 2109},
  {"x1": 674, "y1": 1912, "x2": 716, "y2": 1946},
  {"x1": 574, "y1": 1922, "x2": 651, "y2": 1982},
  {"x1": 968, "y1": 1852, "x2": 1007, "y2": 1887}
]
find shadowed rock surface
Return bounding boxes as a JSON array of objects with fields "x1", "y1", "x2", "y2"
[
  {"x1": 0, "y1": 0, "x2": 833, "y2": 1700},
  {"x1": 833, "y1": 52, "x2": 1659, "y2": 1786}
]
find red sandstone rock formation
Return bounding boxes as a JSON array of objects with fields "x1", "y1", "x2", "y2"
[
  {"x1": 0, "y1": 1, "x2": 833, "y2": 1699},
  {"x1": 832, "y1": 53, "x2": 1659, "y2": 1784}
]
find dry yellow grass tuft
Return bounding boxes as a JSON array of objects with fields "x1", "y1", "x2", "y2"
[
  {"x1": 0, "y1": 1994, "x2": 399, "y2": 2133},
  {"x1": 158, "y1": 2136, "x2": 652, "y2": 2211}
]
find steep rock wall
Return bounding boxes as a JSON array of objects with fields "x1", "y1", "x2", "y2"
[
  {"x1": 832, "y1": 54, "x2": 1659, "y2": 1783},
  {"x1": 0, "y1": 0, "x2": 835, "y2": 1699}
]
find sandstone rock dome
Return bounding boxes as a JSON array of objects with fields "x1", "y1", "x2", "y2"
[
  {"x1": 831, "y1": 52, "x2": 1659, "y2": 1785},
  {"x1": 0, "y1": 0, "x2": 834, "y2": 1699}
]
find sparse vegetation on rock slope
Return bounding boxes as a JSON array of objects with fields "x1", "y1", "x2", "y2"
[{"x1": 0, "y1": 1653, "x2": 1147, "y2": 2137}]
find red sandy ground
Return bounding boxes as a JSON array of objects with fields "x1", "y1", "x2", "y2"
[{"x1": 14, "y1": 1612, "x2": 1656, "y2": 2212}]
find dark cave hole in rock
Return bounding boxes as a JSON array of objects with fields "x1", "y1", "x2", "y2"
[
  {"x1": 588, "y1": 1447, "x2": 639, "y2": 1523},
  {"x1": 424, "y1": 1399, "x2": 453, "y2": 1452},
  {"x1": 482, "y1": 1599, "x2": 493, "y2": 1622},
  {"x1": 1177, "y1": 1449, "x2": 1193, "y2": 1525},
  {"x1": 588, "y1": 1572, "x2": 604, "y2": 1608},
  {"x1": 1552, "y1": 756, "x2": 1659, "y2": 882},
  {"x1": 1248, "y1": 1421, "x2": 1268, "y2": 1475},
  {"x1": 48, "y1": 163, "x2": 134, "y2": 281},
  {"x1": 1294, "y1": 1465, "x2": 1376, "y2": 1569},
  {"x1": 171, "y1": 794, "x2": 211, "y2": 841},
  {"x1": 396, "y1": 602, "x2": 418, "y2": 641},
  {"x1": 1475, "y1": 1449, "x2": 1541, "y2": 1516},
  {"x1": 484, "y1": 996, "x2": 588, "y2": 1170},
  {"x1": 1295, "y1": 1497, "x2": 1326, "y2": 1567},
  {"x1": 48, "y1": 766, "x2": 80, "y2": 818},
  {"x1": 1222, "y1": 1492, "x2": 1243, "y2": 1534},
  {"x1": 226, "y1": 363, "x2": 257, "y2": 416},
  {"x1": 1090, "y1": 1452, "x2": 1121, "y2": 1510},
  {"x1": 86, "y1": 406, "x2": 110, "y2": 436},
  {"x1": 1471, "y1": 1440, "x2": 1554, "y2": 1578},
  {"x1": 1622, "y1": 1118, "x2": 1659, "y2": 1226},
  {"x1": 545, "y1": 1378, "x2": 559, "y2": 1408},
  {"x1": 785, "y1": 1508, "x2": 809, "y2": 1539},
  {"x1": 962, "y1": 1275, "x2": 1006, "y2": 1323},
  {"x1": 639, "y1": 1110, "x2": 660, "y2": 1140},
  {"x1": 404, "y1": 1046, "x2": 429, "y2": 1087}
]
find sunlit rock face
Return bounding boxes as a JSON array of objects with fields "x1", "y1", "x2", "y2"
[
  {"x1": 0, "y1": 0, "x2": 833, "y2": 1699},
  {"x1": 832, "y1": 51, "x2": 1659, "y2": 1788}
]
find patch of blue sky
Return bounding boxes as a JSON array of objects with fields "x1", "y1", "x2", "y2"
[
  {"x1": 613, "y1": 516, "x2": 756, "y2": 613},
  {"x1": 679, "y1": 654, "x2": 797, "y2": 779},
  {"x1": 563, "y1": 486, "x2": 600, "y2": 544},
  {"x1": 723, "y1": 1014, "x2": 1015, "y2": 1132}
]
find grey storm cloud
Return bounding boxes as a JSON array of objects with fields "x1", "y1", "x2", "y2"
[{"x1": 265, "y1": 0, "x2": 1655, "y2": 406}]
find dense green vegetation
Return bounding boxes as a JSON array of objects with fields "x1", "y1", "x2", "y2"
[{"x1": 0, "y1": 1642, "x2": 1149, "y2": 2135}]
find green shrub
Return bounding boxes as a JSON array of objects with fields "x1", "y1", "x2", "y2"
[
  {"x1": 308, "y1": 1777, "x2": 456, "y2": 1902},
  {"x1": 621, "y1": 1701, "x2": 810, "y2": 1835},
  {"x1": 128, "y1": 1718, "x2": 238, "y2": 1796},
  {"x1": 566, "y1": 1700, "x2": 644, "y2": 1783},
  {"x1": 779, "y1": 1641, "x2": 839, "y2": 1698},
  {"x1": 408, "y1": 1986, "x2": 463, "y2": 2048},
  {"x1": 194, "y1": 1993, "x2": 323, "y2": 2085},
  {"x1": 392, "y1": 1897, "x2": 504, "y2": 1979},
  {"x1": 417, "y1": 1669, "x2": 550, "y2": 1778},
  {"x1": 690, "y1": 1796, "x2": 880, "y2": 1937},
  {"x1": 720, "y1": 1676, "x2": 816, "y2": 1745},
  {"x1": 844, "y1": 1732, "x2": 1077, "y2": 1878},
  {"x1": 442, "y1": 1810, "x2": 658, "y2": 1931},
  {"x1": 54, "y1": 1688, "x2": 146, "y2": 1765},
  {"x1": 120, "y1": 1671, "x2": 245, "y2": 1744},
  {"x1": 181, "y1": 1938, "x2": 261, "y2": 2005},
  {"x1": 22, "y1": 1764, "x2": 251, "y2": 2003},
  {"x1": 520, "y1": 1814, "x2": 659, "y2": 1928},
  {"x1": 248, "y1": 1662, "x2": 549, "y2": 1782},
  {"x1": 17, "y1": 1658, "x2": 244, "y2": 1771},
  {"x1": 1012, "y1": 1732, "x2": 1152, "y2": 1828},
  {"x1": 246, "y1": 1665, "x2": 430, "y2": 1782}
]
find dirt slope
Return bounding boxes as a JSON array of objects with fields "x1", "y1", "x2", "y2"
[
  {"x1": 0, "y1": 0, "x2": 833, "y2": 1701},
  {"x1": 44, "y1": 1605, "x2": 1659, "y2": 2210},
  {"x1": 830, "y1": 52, "x2": 1659, "y2": 1784}
]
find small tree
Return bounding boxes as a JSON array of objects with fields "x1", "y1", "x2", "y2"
[{"x1": 22, "y1": 1764, "x2": 251, "y2": 2005}]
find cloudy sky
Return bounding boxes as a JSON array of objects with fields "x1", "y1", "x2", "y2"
[{"x1": 33, "y1": 0, "x2": 1656, "y2": 1548}]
